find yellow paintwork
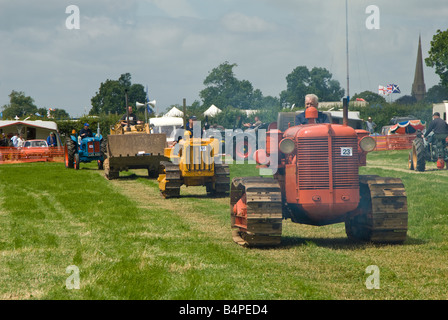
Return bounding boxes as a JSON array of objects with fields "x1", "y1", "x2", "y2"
[
  {"x1": 158, "y1": 173, "x2": 167, "y2": 191},
  {"x1": 110, "y1": 122, "x2": 151, "y2": 135},
  {"x1": 161, "y1": 135, "x2": 221, "y2": 188}
]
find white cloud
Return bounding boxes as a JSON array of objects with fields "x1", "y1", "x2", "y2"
[
  {"x1": 145, "y1": 0, "x2": 198, "y2": 18},
  {"x1": 221, "y1": 12, "x2": 276, "y2": 33}
]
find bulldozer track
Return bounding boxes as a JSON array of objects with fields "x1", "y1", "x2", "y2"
[
  {"x1": 104, "y1": 158, "x2": 119, "y2": 180},
  {"x1": 230, "y1": 177, "x2": 283, "y2": 247},
  {"x1": 345, "y1": 175, "x2": 408, "y2": 243},
  {"x1": 207, "y1": 163, "x2": 230, "y2": 197},
  {"x1": 160, "y1": 161, "x2": 182, "y2": 198}
]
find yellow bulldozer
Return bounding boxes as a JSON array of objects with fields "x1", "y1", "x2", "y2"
[
  {"x1": 157, "y1": 124, "x2": 230, "y2": 198},
  {"x1": 103, "y1": 104, "x2": 168, "y2": 180}
]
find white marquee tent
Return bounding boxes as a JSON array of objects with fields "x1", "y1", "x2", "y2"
[
  {"x1": 163, "y1": 107, "x2": 183, "y2": 117},
  {"x1": 203, "y1": 104, "x2": 222, "y2": 117}
]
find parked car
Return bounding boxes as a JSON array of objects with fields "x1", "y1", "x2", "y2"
[{"x1": 20, "y1": 139, "x2": 50, "y2": 159}]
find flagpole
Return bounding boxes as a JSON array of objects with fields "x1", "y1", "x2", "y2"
[{"x1": 346, "y1": 0, "x2": 350, "y2": 101}]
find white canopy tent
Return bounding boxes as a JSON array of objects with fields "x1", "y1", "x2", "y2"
[
  {"x1": 150, "y1": 117, "x2": 183, "y2": 143},
  {"x1": 163, "y1": 107, "x2": 183, "y2": 117},
  {"x1": 203, "y1": 104, "x2": 222, "y2": 117}
]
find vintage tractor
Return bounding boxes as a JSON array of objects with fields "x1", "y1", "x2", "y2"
[
  {"x1": 103, "y1": 119, "x2": 167, "y2": 180},
  {"x1": 157, "y1": 131, "x2": 230, "y2": 198},
  {"x1": 408, "y1": 130, "x2": 448, "y2": 171},
  {"x1": 230, "y1": 104, "x2": 408, "y2": 247},
  {"x1": 64, "y1": 129, "x2": 106, "y2": 170}
]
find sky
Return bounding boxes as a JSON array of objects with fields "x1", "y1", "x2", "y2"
[{"x1": 0, "y1": 0, "x2": 447, "y2": 118}]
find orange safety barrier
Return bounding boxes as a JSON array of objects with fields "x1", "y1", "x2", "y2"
[
  {"x1": 372, "y1": 134, "x2": 416, "y2": 151},
  {"x1": 0, "y1": 147, "x2": 65, "y2": 164}
]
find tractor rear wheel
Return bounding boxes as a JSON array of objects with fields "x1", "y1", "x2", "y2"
[
  {"x1": 64, "y1": 138, "x2": 76, "y2": 168},
  {"x1": 98, "y1": 137, "x2": 107, "y2": 170},
  {"x1": 345, "y1": 175, "x2": 408, "y2": 243},
  {"x1": 100, "y1": 137, "x2": 107, "y2": 157},
  {"x1": 74, "y1": 153, "x2": 80, "y2": 170},
  {"x1": 408, "y1": 151, "x2": 414, "y2": 170},
  {"x1": 230, "y1": 177, "x2": 283, "y2": 247},
  {"x1": 412, "y1": 138, "x2": 426, "y2": 171}
]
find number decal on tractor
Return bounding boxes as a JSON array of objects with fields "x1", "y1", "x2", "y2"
[{"x1": 341, "y1": 147, "x2": 353, "y2": 156}]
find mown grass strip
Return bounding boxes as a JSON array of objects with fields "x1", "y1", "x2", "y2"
[{"x1": 0, "y1": 152, "x2": 447, "y2": 300}]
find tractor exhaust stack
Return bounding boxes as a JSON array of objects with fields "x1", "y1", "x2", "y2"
[{"x1": 343, "y1": 97, "x2": 348, "y2": 126}]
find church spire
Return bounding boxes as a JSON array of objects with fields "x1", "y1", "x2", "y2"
[{"x1": 411, "y1": 35, "x2": 426, "y2": 101}]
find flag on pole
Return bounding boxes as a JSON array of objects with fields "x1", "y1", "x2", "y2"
[
  {"x1": 378, "y1": 85, "x2": 389, "y2": 95},
  {"x1": 389, "y1": 84, "x2": 400, "y2": 93}
]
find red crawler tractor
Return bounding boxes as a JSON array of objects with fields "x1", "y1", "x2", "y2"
[{"x1": 231, "y1": 102, "x2": 408, "y2": 246}]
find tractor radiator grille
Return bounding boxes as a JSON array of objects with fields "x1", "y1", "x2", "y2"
[
  {"x1": 185, "y1": 144, "x2": 214, "y2": 172},
  {"x1": 88, "y1": 141, "x2": 100, "y2": 153},
  {"x1": 297, "y1": 136, "x2": 359, "y2": 190}
]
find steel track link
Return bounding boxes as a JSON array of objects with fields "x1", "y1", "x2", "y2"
[
  {"x1": 208, "y1": 163, "x2": 230, "y2": 197},
  {"x1": 345, "y1": 175, "x2": 408, "y2": 243},
  {"x1": 230, "y1": 177, "x2": 283, "y2": 247},
  {"x1": 160, "y1": 161, "x2": 182, "y2": 198}
]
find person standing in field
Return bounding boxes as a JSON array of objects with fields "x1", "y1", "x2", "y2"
[{"x1": 365, "y1": 117, "x2": 377, "y2": 134}]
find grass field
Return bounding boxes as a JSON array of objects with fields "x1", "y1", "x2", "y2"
[{"x1": 0, "y1": 150, "x2": 447, "y2": 300}]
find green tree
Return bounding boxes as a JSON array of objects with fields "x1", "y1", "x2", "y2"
[
  {"x1": 280, "y1": 66, "x2": 344, "y2": 107},
  {"x1": 206, "y1": 107, "x2": 246, "y2": 129},
  {"x1": 426, "y1": 29, "x2": 448, "y2": 86},
  {"x1": 49, "y1": 108, "x2": 71, "y2": 120},
  {"x1": 90, "y1": 73, "x2": 146, "y2": 115},
  {"x1": 395, "y1": 95, "x2": 417, "y2": 105},
  {"x1": 352, "y1": 91, "x2": 386, "y2": 105},
  {"x1": 1, "y1": 90, "x2": 38, "y2": 119},
  {"x1": 424, "y1": 84, "x2": 448, "y2": 103},
  {"x1": 200, "y1": 62, "x2": 258, "y2": 110},
  {"x1": 56, "y1": 114, "x2": 121, "y2": 139}
]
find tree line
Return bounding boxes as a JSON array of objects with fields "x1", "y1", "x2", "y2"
[{"x1": 2, "y1": 28, "x2": 448, "y2": 135}]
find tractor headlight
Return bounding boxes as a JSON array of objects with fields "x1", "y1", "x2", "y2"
[
  {"x1": 359, "y1": 136, "x2": 376, "y2": 152},
  {"x1": 279, "y1": 138, "x2": 295, "y2": 154}
]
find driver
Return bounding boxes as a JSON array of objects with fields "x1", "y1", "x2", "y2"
[
  {"x1": 243, "y1": 116, "x2": 262, "y2": 129},
  {"x1": 424, "y1": 112, "x2": 448, "y2": 161},
  {"x1": 79, "y1": 123, "x2": 93, "y2": 139},
  {"x1": 121, "y1": 106, "x2": 143, "y2": 126},
  {"x1": 295, "y1": 94, "x2": 330, "y2": 125}
]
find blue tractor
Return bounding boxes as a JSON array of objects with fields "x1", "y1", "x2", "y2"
[{"x1": 64, "y1": 128, "x2": 107, "y2": 170}]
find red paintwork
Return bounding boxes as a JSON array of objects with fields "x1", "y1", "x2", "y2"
[
  {"x1": 20, "y1": 139, "x2": 50, "y2": 159},
  {"x1": 232, "y1": 194, "x2": 247, "y2": 229}
]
